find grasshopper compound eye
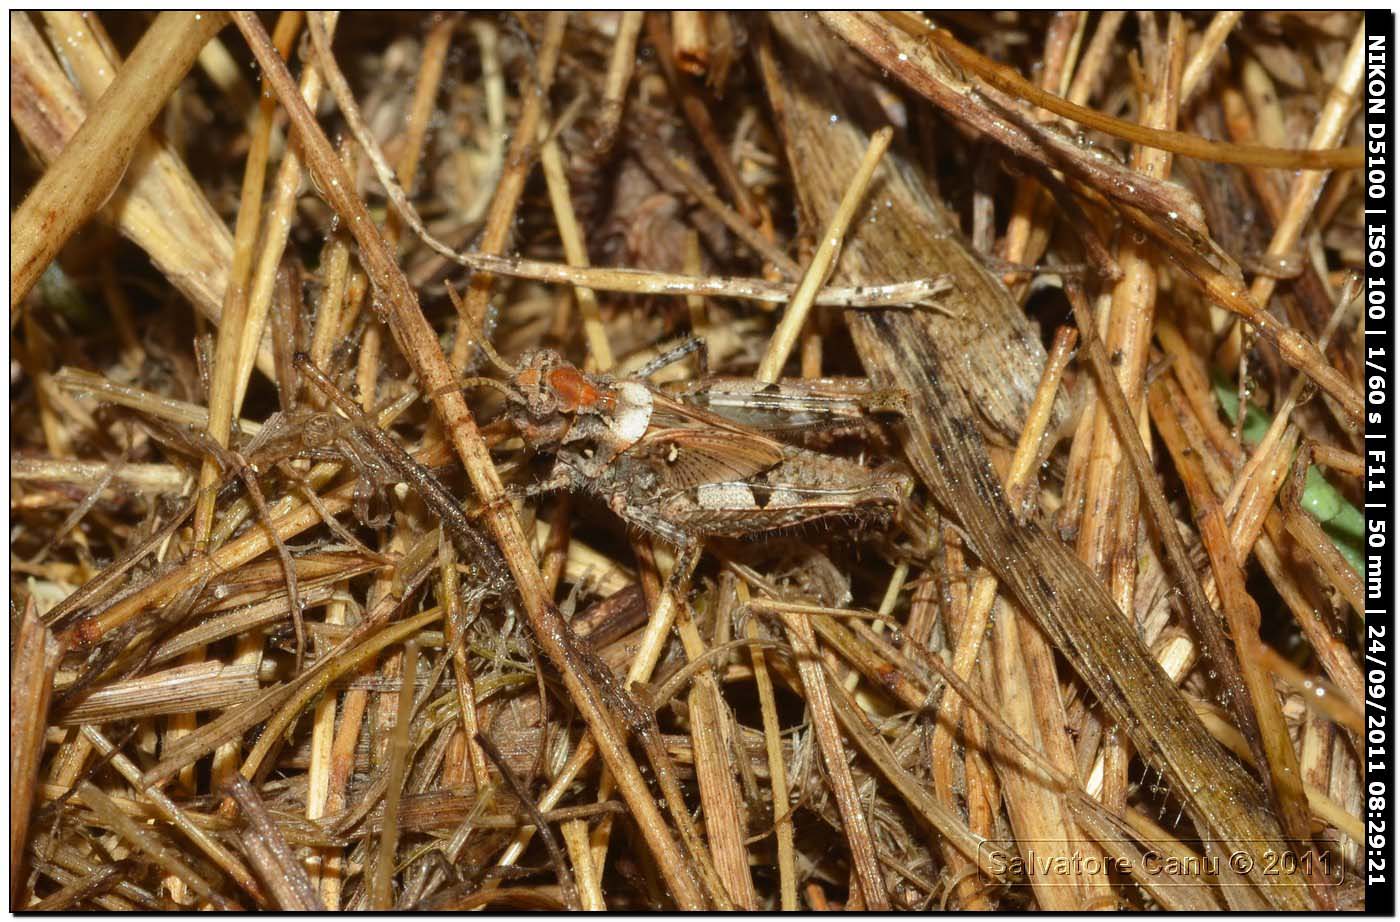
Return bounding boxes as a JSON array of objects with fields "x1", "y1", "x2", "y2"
[{"x1": 521, "y1": 377, "x2": 559, "y2": 417}]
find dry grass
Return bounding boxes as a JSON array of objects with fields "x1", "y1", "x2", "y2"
[{"x1": 11, "y1": 11, "x2": 1367, "y2": 910}]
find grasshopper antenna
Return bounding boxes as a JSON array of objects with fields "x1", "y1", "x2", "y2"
[
  {"x1": 447, "y1": 376, "x2": 517, "y2": 401},
  {"x1": 419, "y1": 368, "x2": 517, "y2": 403},
  {"x1": 446, "y1": 281, "x2": 516, "y2": 375}
]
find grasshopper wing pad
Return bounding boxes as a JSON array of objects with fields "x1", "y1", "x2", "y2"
[{"x1": 627, "y1": 427, "x2": 787, "y2": 488}]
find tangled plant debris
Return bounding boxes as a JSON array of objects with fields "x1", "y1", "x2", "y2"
[{"x1": 10, "y1": 11, "x2": 1367, "y2": 911}]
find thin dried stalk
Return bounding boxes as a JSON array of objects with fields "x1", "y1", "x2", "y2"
[
  {"x1": 675, "y1": 609, "x2": 756, "y2": 908},
  {"x1": 648, "y1": 12, "x2": 757, "y2": 222},
  {"x1": 9, "y1": 14, "x2": 273, "y2": 374},
  {"x1": 438, "y1": 536, "x2": 489, "y2": 791},
  {"x1": 194, "y1": 30, "x2": 257, "y2": 115},
  {"x1": 12, "y1": 456, "x2": 187, "y2": 496},
  {"x1": 998, "y1": 10, "x2": 1087, "y2": 295},
  {"x1": 303, "y1": 585, "x2": 345, "y2": 891},
  {"x1": 10, "y1": 600, "x2": 62, "y2": 906},
  {"x1": 450, "y1": 12, "x2": 567, "y2": 367},
  {"x1": 1063, "y1": 11, "x2": 1126, "y2": 108},
  {"x1": 53, "y1": 367, "x2": 264, "y2": 435},
  {"x1": 1181, "y1": 12, "x2": 1244, "y2": 101},
  {"x1": 671, "y1": 11, "x2": 709, "y2": 76},
  {"x1": 990, "y1": 609, "x2": 1097, "y2": 908},
  {"x1": 476, "y1": 730, "x2": 580, "y2": 911},
  {"x1": 149, "y1": 586, "x2": 342, "y2": 668},
  {"x1": 594, "y1": 12, "x2": 645, "y2": 154},
  {"x1": 81, "y1": 726, "x2": 263, "y2": 903},
  {"x1": 38, "y1": 12, "x2": 121, "y2": 101},
  {"x1": 438, "y1": 256, "x2": 949, "y2": 309},
  {"x1": 316, "y1": 608, "x2": 378, "y2": 910},
  {"x1": 58, "y1": 661, "x2": 259, "y2": 725},
  {"x1": 743, "y1": 605, "x2": 796, "y2": 911},
  {"x1": 26, "y1": 860, "x2": 136, "y2": 912},
  {"x1": 77, "y1": 781, "x2": 235, "y2": 910},
  {"x1": 31, "y1": 834, "x2": 161, "y2": 910},
  {"x1": 1188, "y1": 699, "x2": 1364, "y2": 845},
  {"x1": 902, "y1": 14, "x2": 1362, "y2": 169},
  {"x1": 224, "y1": 773, "x2": 323, "y2": 910},
  {"x1": 756, "y1": 126, "x2": 892, "y2": 382},
  {"x1": 1072, "y1": 14, "x2": 1184, "y2": 842},
  {"x1": 388, "y1": 12, "x2": 457, "y2": 212},
  {"x1": 12, "y1": 12, "x2": 227, "y2": 305},
  {"x1": 370, "y1": 640, "x2": 417, "y2": 909},
  {"x1": 231, "y1": 21, "x2": 331, "y2": 415},
  {"x1": 19, "y1": 452, "x2": 122, "y2": 563},
  {"x1": 193, "y1": 9, "x2": 298, "y2": 544},
  {"x1": 559, "y1": 818, "x2": 603, "y2": 910},
  {"x1": 777, "y1": 612, "x2": 888, "y2": 909},
  {"x1": 308, "y1": 210, "x2": 354, "y2": 375},
  {"x1": 540, "y1": 126, "x2": 614, "y2": 370}
]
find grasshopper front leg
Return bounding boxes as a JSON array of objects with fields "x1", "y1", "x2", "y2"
[{"x1": 521, "y1": 463, "x2": 575, "y2": 503}]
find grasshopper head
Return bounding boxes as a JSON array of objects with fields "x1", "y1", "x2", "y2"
[
  {"x1": 504, "y1": 350, "x2": 602, "y2": 452},
  {"x1": 511, "y1": 350, "x2": 613, "y2": 419}
]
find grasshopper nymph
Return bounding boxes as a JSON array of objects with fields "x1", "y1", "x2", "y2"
[{"x1": 484, "y1": 342, "x2": 912, "y2": 551}]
